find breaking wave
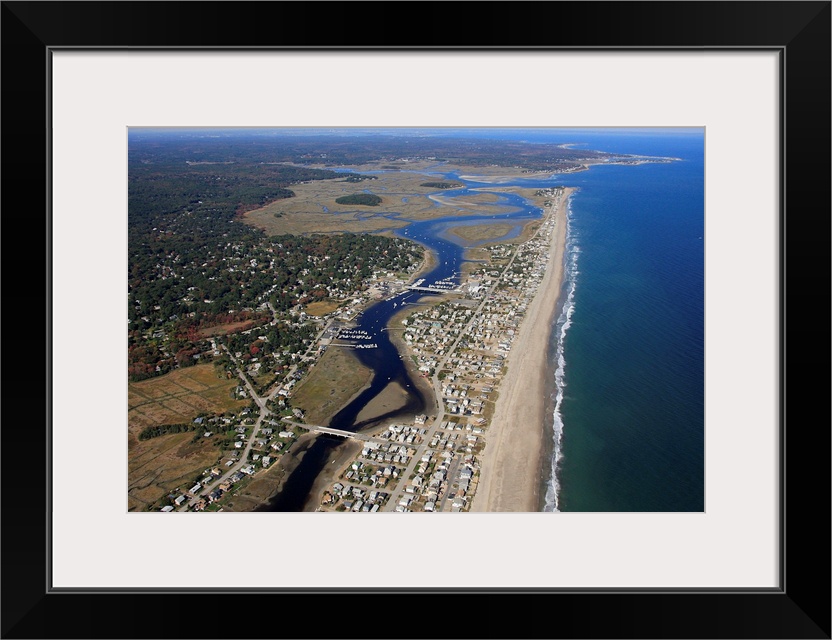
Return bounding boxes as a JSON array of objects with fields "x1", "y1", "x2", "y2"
[{"x1": 543, "y1": 198, "x2": 580, "y2": 512}]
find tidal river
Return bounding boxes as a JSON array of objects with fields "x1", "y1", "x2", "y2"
[{"x1": 257, "y1": 181, "x2": 545, "y2": 511}]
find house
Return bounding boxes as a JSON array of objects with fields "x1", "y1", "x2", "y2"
[
  {"x1": 188, "y1": 483, "x2": 201, "y2": 495},
  {"x1": 174, "y1": 495, "x2": 187, "y2": 507},
  {"x1": 160, "y1": 505, "x2": 175, "y2": 512}
]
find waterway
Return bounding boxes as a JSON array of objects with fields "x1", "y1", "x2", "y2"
[{"x1": 257, "y1": 181, "x2": 546, "y2": 511}]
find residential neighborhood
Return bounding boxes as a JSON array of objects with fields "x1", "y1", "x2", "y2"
[{"x1": 159, "y1": 188, "x2": 564, "y2": 513}]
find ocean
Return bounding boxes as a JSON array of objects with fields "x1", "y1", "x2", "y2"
[{"x1": 536, "y1": 130, "x2": 705, "y2": 512}]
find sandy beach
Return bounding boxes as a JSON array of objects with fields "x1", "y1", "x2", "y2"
[{"x1": 471, "y1": 188, "x2": 573, "y2": 512}]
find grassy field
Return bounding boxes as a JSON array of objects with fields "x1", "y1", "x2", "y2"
[
  {"x1": 128, "y1": 364, "x2": 247, "y2": 435},
  {"x1": 304, "y1": 300, "x2": 342, "y2": 317},
  {"x1": 243, "y1": 168, "x2": 516, "y2": 236},
  {"x1": 128, "y1": 433, "x2": 222, "y2": 511},
  {"x1": 288, "y1": 346, "x2": 373, "y2": 426},
  {"x1": 446, "y1": 223, "x2": 515, "y2": 246},
  {"x1": 427, "y1": 191, "x2": 502, "y2": 207},
  {"x1": 128, "y1": 364, "x2": 250, "y2": 511},
  {"x1": 197, "y1": 320, "x2": 259, "y2": 338}
]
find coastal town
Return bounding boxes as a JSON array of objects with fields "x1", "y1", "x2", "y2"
[{"x1": 158, "y1": 186, "x2": 567, "y2": 513}]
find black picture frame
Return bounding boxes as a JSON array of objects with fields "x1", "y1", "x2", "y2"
[{"x1": 2, "y1": 2, "x2": 829, "y2": 638}]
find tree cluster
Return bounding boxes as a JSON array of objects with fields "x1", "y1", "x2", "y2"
[
  {"x1": 138, "y1": 422, "x2": 198, "y2": 440},
  {"x1": 334, "y1": 193, "x2": 382, "y2": 206}
]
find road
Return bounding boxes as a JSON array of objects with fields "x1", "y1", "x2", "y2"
[
  {"x1": 178, "y1": 313, "x2": 338, "y2": 510},
  {"x1": 381, "y1": 197, "x2": 556, "y2": 512}
]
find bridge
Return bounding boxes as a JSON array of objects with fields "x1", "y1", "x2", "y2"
[
  {"x1": 407, "y1": 285, "x2": 463, "y2": 294},
  {"x1": 313, "y1": 426, "x2": 371, "y2": 440},
  {"x1": 281, "y1": 419, "x2": 371, "y2": 441}
]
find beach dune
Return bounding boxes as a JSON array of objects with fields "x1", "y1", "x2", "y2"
[{"x1": 471, "y1": 188, "x2": 573, "y2": 512}]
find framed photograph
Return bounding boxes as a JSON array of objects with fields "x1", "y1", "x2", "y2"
[{"x1": 3, "y1": 2, "x2": 829, "y2": 638}]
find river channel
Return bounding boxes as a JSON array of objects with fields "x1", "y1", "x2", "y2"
[{"x1": 257, "y1": 175, "x2": 549, "y2": 511}]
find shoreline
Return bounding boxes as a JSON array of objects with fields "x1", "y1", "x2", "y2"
[{"x1": 471, "y1": 187, "x2": 573, "y2": 512}]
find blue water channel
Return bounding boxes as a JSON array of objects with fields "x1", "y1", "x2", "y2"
[{"x1": 258, "y1": 179, "x2": 547, "y2": 511}]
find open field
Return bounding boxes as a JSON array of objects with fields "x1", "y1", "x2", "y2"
[
  {"x1": 128, "y1": 433, "x2": 222, "y2": 511},
  {"x1": 128, "y1": 364, "x2": 250, "y2": 511},
  {"x1": 446, "y1": 223, "x2": 514, "y2": 246},
  {"x1": 197, "y1": 320, "x2": 259, "y2": 338},
  {"x1": 288, "y1": 346, "x2": 374, "y2": 426},
  {"x1": 128, "y1": 364, "x2": 247, "y2": 437},
  {"x1": 243, "y1": 167, "x2": 516, "y2": 236},
  {"x1": 304, "y1": 300, "x2": 342, "y2": 317}
]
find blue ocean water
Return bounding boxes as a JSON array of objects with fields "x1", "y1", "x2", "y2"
[{"x1": 538, "y1": 130, "x2": 705, "y2": 512}]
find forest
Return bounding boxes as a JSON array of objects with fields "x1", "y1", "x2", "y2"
[{"x1": 128, "y1": 132, "x2": 424, "y2": 381}]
